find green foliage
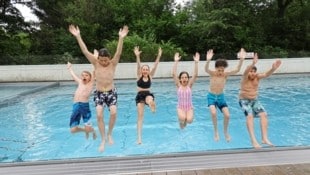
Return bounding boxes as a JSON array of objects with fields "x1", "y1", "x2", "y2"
[
  {"x1": 105, "y1": 33, "x2": 185, "y2": 63},
  {"x1": 1, "y1": 0, "x2": 309, "y2": 65},
  {"x1": 257, "y1": 46, "x2": 289, "y2": 59},
  {"x1": 0, "y1": 31, "x2": 33, "y2": 64}
]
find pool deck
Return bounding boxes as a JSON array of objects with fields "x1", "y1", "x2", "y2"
[{"x1": 1, "y1": 146, "x2": 309, "y2": 175}]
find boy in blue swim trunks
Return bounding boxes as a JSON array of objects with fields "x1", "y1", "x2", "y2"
[
  {"x1": 205, "y1": 48, "x2": 246, "y2": 142},
  {"x1": 67, "y1": 62, "x2": 96, "y2": 140},
  {"x1": 239, "y1": 53, "x2": 281, "y2": 148}
]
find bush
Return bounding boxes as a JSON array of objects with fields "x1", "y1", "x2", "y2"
[
  {"x1": 105, "y1": 33, "x2": 186, "y2": 63},
  {"x1": 257, "y1": 46, "x2": 289, "y2": 58}
]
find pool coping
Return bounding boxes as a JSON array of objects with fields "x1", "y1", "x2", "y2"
[{"x1": 1, "y1": 146, "x2": 309, "y2": 175}]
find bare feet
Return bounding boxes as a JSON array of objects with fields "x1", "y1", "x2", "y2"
[
  {"x1": 262, "y1": 139, "x2": 274, "y2": 147},
  {"x1": 108, "y1": 134, "x2": 114, "y2": 145},
  {"x1": 252, "y1": 141, "x2": 262, "y2": 149},
  {"x1": 179, "y1": 121, "x2": 186, "y2": 129},
  {"x1": 92, "y1": 131, "x2": 97, "y2": 140},
  {"x1": 225, "y1": 133, "x2": 231, "y2": 142},
  {"x1": 86, "y1": 128, "x2": 96, "y2": 140},
  {"x1": 98, "y1": 141, "x2": 105, "y2": 152},
  {"x1": 137, "y1": 139, "x2": 142, "y2": 145},
  {"x1": 214, "y1": 132, "x2": 219, "y2": 141},
  {"x1": 150, "y1": 101, "x2": 156, "y2": 113}
]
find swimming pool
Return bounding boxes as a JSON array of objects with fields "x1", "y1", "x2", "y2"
[{"x1": 0, "y1": 73, "x2": 309, "y2": 163}]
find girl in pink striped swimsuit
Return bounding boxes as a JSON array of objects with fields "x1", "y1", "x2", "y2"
[
  {"x1": 177, "y1": 86, "x2": 192, "y2": 111},
  {"x1": 172, "y1": 52, "x2": 200, "y2": 129}
]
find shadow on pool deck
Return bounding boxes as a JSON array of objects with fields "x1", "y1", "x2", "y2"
[{"x1": 0, "y1": 146, "x2": 309, "y2": 175}]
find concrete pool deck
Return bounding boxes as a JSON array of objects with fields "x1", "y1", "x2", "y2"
[{"x1": 0, "y1": 146, "x2": 309, "y2": 175}]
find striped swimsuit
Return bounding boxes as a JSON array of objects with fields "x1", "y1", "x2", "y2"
[{"x1": 177, "y1": 86, "x2": 193, "y2": 111}]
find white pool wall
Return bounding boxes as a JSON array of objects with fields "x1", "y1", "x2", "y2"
[{"x1": 0, "y1": 58, "x2": 309, "y2": 82}]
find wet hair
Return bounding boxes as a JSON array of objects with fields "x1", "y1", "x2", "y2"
[
  {"x1": 98, "y1": 48, "x2": 111, "y2": 58},
  {"x1": 251, "y1": 66, "x2": 257, "y2": 72},
  {"x1": 178, "y1": 71, "x2": 189, "y2": 79},
  {"x1": 215, "y1": 59, "x2": 228, "y2": 68},
  {"x1": 82, "y1": 71, "x2": 92, "y2": 79}
]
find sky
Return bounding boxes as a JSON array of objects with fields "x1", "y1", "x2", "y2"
[{"x1": 14, "y1": 4, "x2": 39, "y2": 22}]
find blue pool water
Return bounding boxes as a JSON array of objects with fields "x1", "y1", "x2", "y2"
[{"x1": 0, "y1": 74, "x2": 309, "y2": 163}]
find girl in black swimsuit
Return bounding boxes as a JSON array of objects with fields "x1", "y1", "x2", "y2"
[{"x1": 134, "y1": 46, "x2": 162, "y2": 144}]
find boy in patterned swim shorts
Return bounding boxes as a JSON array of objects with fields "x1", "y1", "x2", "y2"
[
  {"x1": 69, "y1": 24, "x2": 129, "y2": 152},
  {"x1": 239, "y1": 53, "x2": 281, "y2": 149}
]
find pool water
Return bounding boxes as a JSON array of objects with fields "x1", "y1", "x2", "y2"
[
  {"x1": 0, "y1": 83, "x2": 41, "y2": 101},
  {"x1": 0, "y1": 74, "x2": 309, "y2": 163}
]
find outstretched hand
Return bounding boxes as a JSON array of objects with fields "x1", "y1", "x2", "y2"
[
  {"x1": 119, "y1": 25, "x2": 129, "y2": 38},
  {"x1": 238, "y1": 48, "x2": 246, "y2": 60},
  {"x1": 272, "y1": 59, "x2": 282, "y2": 69},
  {"x1": 67, "y1": 62, "x2": 72, "y2": 69},
  {"x1": 93, "y1": 49, "x2": 99, "y2": 58},
  {"x1": 206, "y1": 49, "x2": 214, "y2": 61},
  {"x1": 157, "y1": 47, "x2": 162, "y2": 57},
  {"x1": 174, "y1": 52, "x2": 181, "y2": 61},
  {"x1": 134, "y1": 46, "x2": 142, "y2": 56},
  {"x1": 193, "y1": 52, "x2": 200, "y2": 62},
  {"x1": 252, "y1": 53, "x2": 258, "y2": 64},
  {"x1": 69, "y1": 25, "x2": 80, "y2": 37}
]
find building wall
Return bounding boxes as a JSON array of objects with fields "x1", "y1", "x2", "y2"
[{"x1": 0, "y1": 58, "x2": 309, "y2": 82}]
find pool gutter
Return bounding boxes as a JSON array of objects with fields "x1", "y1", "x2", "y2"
[{"x1": 0, "y1": 146, "x2": 309, "y2": 175}]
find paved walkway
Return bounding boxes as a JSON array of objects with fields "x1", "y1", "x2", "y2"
[
  {"x1": 139, "y1": 163, "x2": 310, "y2": 175},
  {"x1": 1, "y1": 147, "x2": 309, "y2": 175}
]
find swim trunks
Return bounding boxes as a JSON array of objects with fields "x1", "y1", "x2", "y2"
[
  {"x1": 207, "y1": 92, "x2": 228, "y2": 111},
  {"x1": 239, "y1": 99, "x2": 266, "y2": 117},
  {"x1": 135, "y1": 91, "x2": 154, "y2": 105},
  {"x1": 69, "y1": 102, "x2": 91, "y2": 128},
  {"x1": 93, "y1": 88, "x2": 117, "y2": 107}
]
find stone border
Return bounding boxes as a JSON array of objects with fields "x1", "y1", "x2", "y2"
[{"x1": 0, "y1": 58, "x2": 309, "y2": 82}]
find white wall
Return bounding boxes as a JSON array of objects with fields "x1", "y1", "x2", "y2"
[{"x1": 0, "y1": 58, "x2": 309, "y2": 82}]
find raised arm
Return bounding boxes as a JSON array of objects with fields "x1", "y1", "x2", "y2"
[
  {"x1": 93, "y1": 49, "x2": 99, "y2": 58},
  {"x1": 134, "y1": 46, "x2": 142, "y2": 78},
  {"x1": 243, "y1": 53, "x2": 258, "y2": 76},
  {"x1": 172, "y1": 52, "x2": 181, "y2": 86},
  {"x1": 205, "y1": 49, "x2": 215, "y2": 75},
  {"x1": 226, "y1": 48, "x2": 246, "y2": 76},
  {"x1": 67, "y1": 62, "x2": 81, "y2": 83},
  {"x1": 69, "y1": 25, "x2": 97, "y2": 65},
  {"x1": 150, "y1": 47, "x2": 162, "y2": 77},
  {"x1": 189, "y1": 52, "x2": 199, "y2": 87},
  {"x1": 91, "y1": 49, "x2": 98, "y2": 82},
  {"x1": 258, "y1": 59, "x2": 282, "y2": 79},
  {"x1": 111, "y1": 25, "x2": 129, "y2": 65}
]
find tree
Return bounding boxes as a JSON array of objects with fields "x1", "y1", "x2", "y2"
[{"x1": 0, "y1": 0, "x2": 36, "y2": 64}]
